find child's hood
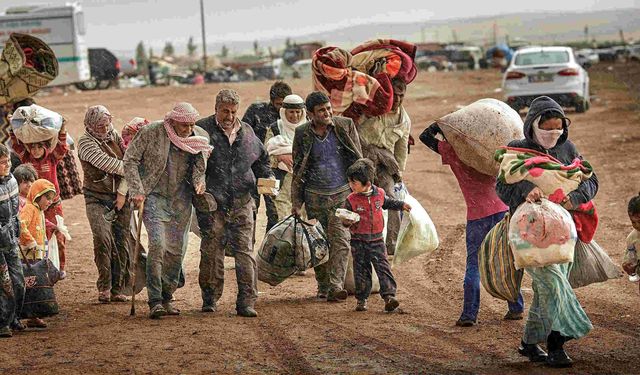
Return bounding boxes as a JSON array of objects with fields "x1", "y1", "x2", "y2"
[{"x1": 27, "y1": 179, "x2": 56, "y2": 205}]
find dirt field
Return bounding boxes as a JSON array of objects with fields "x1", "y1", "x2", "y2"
[{"x1": 2, "y1": 62, "x2": 640, "y2": 375}]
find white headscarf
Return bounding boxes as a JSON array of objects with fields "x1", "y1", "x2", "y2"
[{"x1": 277, "y1": 94, "x2": 306, "y2": 143}]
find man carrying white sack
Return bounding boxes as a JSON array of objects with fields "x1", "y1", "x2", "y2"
[
  {"x1": 124, "y1": 102, "x2": 211, "y2": 319},
  {"x1": 357, "y1": 78, "x2": 411, "y2": 256},
  {"x1": 195, "y1": 89, "x2": 274, "y2": 318}
]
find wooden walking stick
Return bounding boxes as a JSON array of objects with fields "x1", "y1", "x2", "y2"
[{"x1": 130, "y1": 200, "x2": 145, "y2": 316}]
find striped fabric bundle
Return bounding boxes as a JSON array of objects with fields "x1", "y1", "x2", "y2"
[{"x1": 478, "y1": 214, "x2": 523, "y2": 302}]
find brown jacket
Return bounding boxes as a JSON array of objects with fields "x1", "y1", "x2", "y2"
[
  {"x1": 123, "y1": 121, "x2": 208, "y2": 197},
  {"x1": 291, "y1": 116, "x2": 362, "y2": 210}
]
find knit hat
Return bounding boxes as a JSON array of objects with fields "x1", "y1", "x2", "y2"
[
  {"x1": 282, "y1": 94, "x2": 305, "y2": 109},
  {"x1": 164, "y1": 102, "x2": 199, "y2": 123}
]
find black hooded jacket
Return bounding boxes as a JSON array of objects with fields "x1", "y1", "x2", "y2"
[{"x1": 496, "y1": 96, "x2": 598, "y2": 213}]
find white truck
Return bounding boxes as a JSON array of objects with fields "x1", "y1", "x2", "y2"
[{"x1": 0, "y1": 2, "x2": 90, "y2": 86}]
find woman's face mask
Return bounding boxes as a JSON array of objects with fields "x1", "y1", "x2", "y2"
[{"x1": 533, "y1": 117, "x2": 564, "y2": 149}]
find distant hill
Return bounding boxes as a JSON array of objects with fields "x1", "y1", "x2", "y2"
[{"x1": 118, "y1": 8, "x2": 640, "y2": 57}]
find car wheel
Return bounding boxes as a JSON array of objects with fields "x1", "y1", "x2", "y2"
[
  {"x1": 75, "y1": 78, "x2": 99, "y2": 91},
  {"x1": 97, "y1": 80, "x2": 112, "y2": 90},
  {"x1": 575, "y1": 98, "x2": 587, "y2": 113}
]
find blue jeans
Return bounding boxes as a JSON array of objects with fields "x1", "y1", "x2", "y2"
[
  {"x1": 0, "y1": 245, "x2": 24, "y2": 328},
  {"x1": 461, "y1": 211, "x2": 524, "y2": 321}
]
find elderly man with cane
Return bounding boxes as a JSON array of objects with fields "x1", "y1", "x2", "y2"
[{"x1": 124, "y1": 102, "x2": 211, "y2": 319}]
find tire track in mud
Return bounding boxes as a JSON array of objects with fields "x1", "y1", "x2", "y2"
[{"x1": 254, "y1": 320, "x2": 322, "y2": 375}]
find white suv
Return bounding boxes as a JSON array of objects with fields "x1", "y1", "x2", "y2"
[{"x1": 502, "y1": 46, "x2": 590, "y2": 113}]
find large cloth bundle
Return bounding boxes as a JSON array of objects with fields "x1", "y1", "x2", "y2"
[
  {"x1": 312, "y1": 39, "x2": 416, "y2": 123},
  {"x1": 257, "y1": 215, "x2": 329, "y2": 286},
  {"x1": 479, "y1": 214, "x2": 523, "y2": 302},
  {"x1": 20, "y1": 258, "x2": 61, "y2": 319},
  {"x1": 0, "y1": 33, "x2": 58, "y2": 105},
  {"x1": 436, "y1": 98, "x2": 524, "y2": 176},
  {"x1": 509, "y1": 200, "x2": 577, "y2": 269},
  {"x1": 496, "y1": 147, "x2": 598, "y2": 243},
  {"x1": 11, "y1": 104, "x2": 63, "y2": 147},
  {"x1": 392, "y1": 185, "x2": 439, "y2": 267},
  {"x1": 568, "y1": 240, "x2": 620, "y2": 288}
]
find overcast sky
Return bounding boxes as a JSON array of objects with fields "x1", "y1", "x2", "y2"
[{"x1": 2, "y1": 0, "x2": 639, "y2": 53}]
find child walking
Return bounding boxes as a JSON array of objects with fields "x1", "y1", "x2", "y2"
[
  {"x1": 18, "y1": 179, "x2": 57, "y2": 329},
  {"x1": 343, "y1": 159, "x2": 411, "y2": 312}
]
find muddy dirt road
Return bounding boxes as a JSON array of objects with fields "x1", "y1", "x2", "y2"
[{"x1": 2, "y1": 63, "x2": 640, "y2": 374}]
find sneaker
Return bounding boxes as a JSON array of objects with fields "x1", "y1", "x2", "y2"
[
  {"x1": 10, "y1": 320, "x2": 26, "y2": 332},
  {"x1": 455, "y1": 318, "x2": 477, "y2": 327},
  {"x1": 355, "y1": 300, "x2": 368, "y2": 312},
  {"x1": 110, "y1": 294, "x2": 128, "y2": 303},
  {"x1": 149, "y1": 304, "x2": 167, "y2": 319},
  {"x1": 518, "y1": 341, "x2": 548, "y2": 362},
  {"x1": 162, "y1": 302, "x2": 181, "y2": 316},
  {"x1": 504, "y1": 311, "x2": 524, "y2": 320},
  {"x1": 384, "y1": 296, "x2": 400, "y2": 312},
  {"x1": 237, "y1": 307, "x2": 258, "y2": 318},
  {"x1": 98, "y1": 290, "x2": 111, "y2": 304},
  {"x1": 316, "y1": 291, "x2": 328, "y2": 300},
  {"x1": 327, "y1": 289, "x2": 348, "y2": 302},
  {"x1": 546, "y1": 349, "x2": 573, "y2": 368},
  {"x1": 202, "y1": 304, "x2": 216, "y2": 313},
  {"x1": 0, "y1": 326, "x2": 12, "y2": 338},
  {"x1": 26, "y1": 318, "x2": 47, "y2": 328}
]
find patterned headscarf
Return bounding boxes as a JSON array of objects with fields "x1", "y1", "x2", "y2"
[
  {"x1": 122, "y1": 117, "x2": 149, "y2": 148},
  {"x1": 163, "y1": 102, "x2": 213, "y2": 156},
  {"x1": 84, "y1": 105, "x2": 114, "y2": 142}
]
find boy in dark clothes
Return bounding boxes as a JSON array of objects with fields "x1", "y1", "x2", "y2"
[{"x1": 343, "y1": 158, "x2": 411, "y2": 312}]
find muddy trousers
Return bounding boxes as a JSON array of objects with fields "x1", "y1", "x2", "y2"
[
  {"x1": 304, "y1": 190, "x2": 351, "y2": 294},
  {"x1": 351, "y1": 239, "x2": 396, "y2": 301},
  {"x1": 375, "y1": 170, "x2": 400, "y2": 255},
  {"x1": 198, "y1": 198, "x2": 258, "y2": 310},
  {"x1": 0, "y1": 245, "x2": 24, "y2": 328},
  {"x1": 85, "y1": 197, "x2": 132, "y2": 295},
  {"x1": 143, "y1": 194, "x2": 192, "y2": 308},
  {"x1": 462, "y1": 211, "x2": 524, "y2": 321}
]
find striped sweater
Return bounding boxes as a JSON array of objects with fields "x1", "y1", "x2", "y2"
[{"x1": 77, "y1": 132, "x2": 127, "y2": 195}]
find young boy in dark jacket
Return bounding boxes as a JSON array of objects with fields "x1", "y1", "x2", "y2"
[
  {"x1": 343, "y1": 158, "x2": 411, "y2": 312},
  {"x1": 0, "y1": 144, "x2": 25, "y2": 337}
]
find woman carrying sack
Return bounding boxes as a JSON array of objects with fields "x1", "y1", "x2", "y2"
[{"x1": 496, "y1": 96, "x2": 597, "y2": 368}]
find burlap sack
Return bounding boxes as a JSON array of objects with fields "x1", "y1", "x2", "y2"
[
  {"x1": 0, "y1": 33, "x2": 58, "y2": 105},
  {"x1": 436, "y1": 98, "x2": 524, "y2": 176}
]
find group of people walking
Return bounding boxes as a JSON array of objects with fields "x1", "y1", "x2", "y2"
[{"x1": 0, "y1": 77, "x2": 601, "y2": 369}]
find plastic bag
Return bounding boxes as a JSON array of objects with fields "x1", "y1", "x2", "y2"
[
  {"x1": 46, "y1": 235, "x2": 60, "y2": 271},
  {"x1": 436, "y1": 98, "x2": 524, "y2": 175},
  {"x1": 569, "y1": 240, "x2": 620, "y2": 288},
  {"x1": 257, "y1": 215, "x2": 329, "y2": 286},
  {"x1": 479, "y1": 214, "x2": 523, "y2": 302},
  {"x1": 508, "y1": 199, "x2": 577, "y2": 269},
  {"x1": 11, "y1": 104, "x2": 62, "y2": 147},
  {"x1": 55, "y1": 214, "x2": 71, "y2": 241},
  {"x1": 392, "y1": 185, "x2": 439, "y2": 267}
]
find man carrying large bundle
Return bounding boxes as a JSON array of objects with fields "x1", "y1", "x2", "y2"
[
  {"x1": 124, "y1": 102, "x2": 211, "y2": 319},
  {"x1": 195, "y1": 89, "x2": 273, "y2": 318},
  {"x1": 291, "y1": 91, "x2": 362, "y2": 301},
  {"x1": 358, "y1": 77, "x2": 411, "y2": 255},
  {"x1": 419, "y1": 99, "x2": 525, "y2": 327}
]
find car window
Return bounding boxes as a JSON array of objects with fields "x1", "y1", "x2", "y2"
[{"x1": 515, "y1": 51, "x2": 569, "y2": 65}]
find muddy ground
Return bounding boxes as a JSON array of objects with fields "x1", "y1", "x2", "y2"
[{"x1": 2, "y1": 62, "x2": 640, "y2": 375}]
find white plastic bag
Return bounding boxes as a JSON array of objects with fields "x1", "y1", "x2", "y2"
[
  {"x1": 46, "y1": 236, "x2": 60, "y2": 271},
  {"x1": 508, "y1": 199, "x2": 577, "y2": 269},
  {"x1": 55, "y1": 215, "x2": 71, "y2": 241},
  {"x1": 392, "y1": 185, "x2": 439, "y2": 267},
  {"x1": 10, "y1": 104, "x2": 62, "y2": 147},
  {"x1": 436, "y1": 98, "x2": 524, "y2": 175}
]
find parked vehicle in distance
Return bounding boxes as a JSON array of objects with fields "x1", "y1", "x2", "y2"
[
  {"x1": 502, "y1": 46, "x2": 590, "y2": 113},
  {"x1": 627, "y1": 45, "x2": 640, "y2": 62},
  {"x1": 75, "y1": 48, "x2": 120, "y2": 90}
]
